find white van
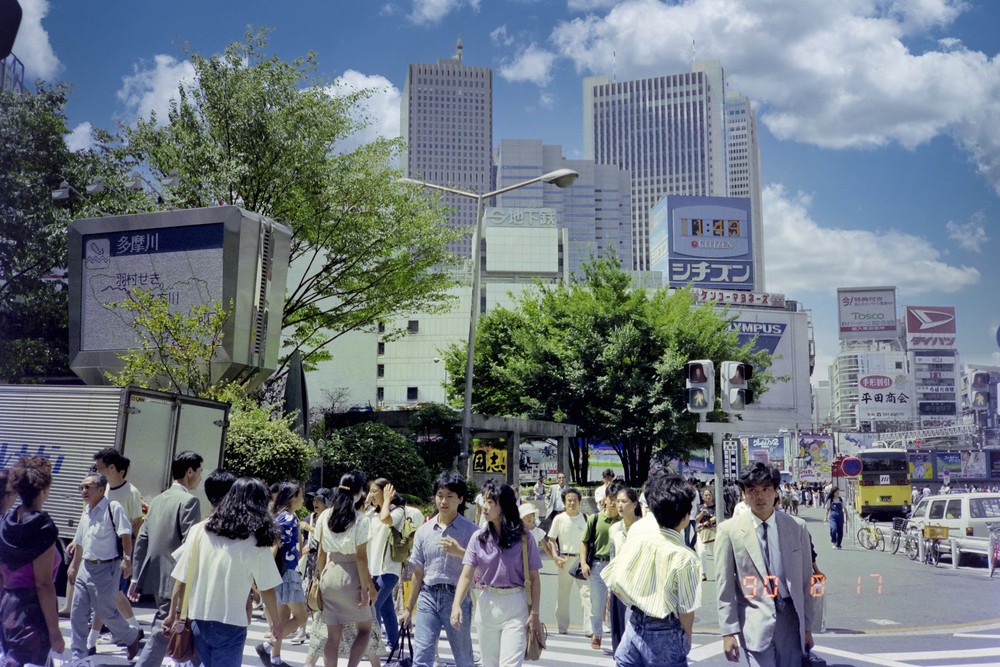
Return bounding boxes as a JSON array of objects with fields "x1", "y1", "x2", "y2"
[{"x1": 908, "y1": 492, "x2": 1000, "y2": 539}]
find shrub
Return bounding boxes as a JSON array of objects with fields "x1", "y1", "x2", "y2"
[
  {"x1": 321, "y1": 422, "x2": 432, "y2": 499},
  {"x1": 224, "y1": 402, "x2": 315, "y2": 485}
]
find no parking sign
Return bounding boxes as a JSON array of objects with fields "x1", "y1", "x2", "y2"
[{"x1": 840, "y1": 457, "x2": 862, "y2": 477}]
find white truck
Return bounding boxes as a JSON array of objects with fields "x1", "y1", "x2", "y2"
[{"x1": 0, "y1": 384, "x2": 228, "y2": 541}]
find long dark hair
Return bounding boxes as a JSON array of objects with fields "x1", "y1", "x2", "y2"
[
  {"x1": 206, "y1": 477, "x2": 279, "y2": 547},
  {"x1": 273, "y1": 481, "x2": 301, "y2": 514},
  {"x1": 328, "y1": 471, "x2": 366, "y2": 533},
  {"x1": 477, "y1": 479, "x2": 524, "y2": 549},
  {"x1": 617, "y1": 486, "x2": 643, "y2": 518}
]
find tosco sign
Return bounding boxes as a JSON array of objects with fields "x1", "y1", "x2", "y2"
[{"x1": 837, "y1": 286, "x2": 897, "y2": 339}]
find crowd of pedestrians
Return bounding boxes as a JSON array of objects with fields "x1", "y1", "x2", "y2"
[{"x1": 0, "y1": 450, "x2": 834, "y2": 667}]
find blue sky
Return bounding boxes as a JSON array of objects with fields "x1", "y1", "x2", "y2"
[{"x1": 14, "y1": 0, "x2": 1000, "y2": 380}]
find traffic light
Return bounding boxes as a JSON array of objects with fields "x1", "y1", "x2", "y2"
[
  {"x1": 721, "y1": 361, "x2": 754, "y2": 413},
  {"x1": 968, "y1": 371, "x2": 990, "y2": 411},
  {"x1": 685, "y1": 360, "x2": 715, "y2": 413}
]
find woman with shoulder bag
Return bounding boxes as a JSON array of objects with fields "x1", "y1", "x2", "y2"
[
  {"x1": 365, "y1": 478, "x2": 406, "y2": 653},
  {"x1": 694, "y1": 488, "x2": 717, "y2": 581},
  {"x1": 452, "y1": 480, "x2": 544, "y2": 667},
  {"x1": 167, "y1": 477, "x2": 284, "y2": 667},
  {"x1": 314, "y1": 471, "x2": 377, "y2": 667}
]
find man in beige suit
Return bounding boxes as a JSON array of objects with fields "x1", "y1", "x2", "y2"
[{"x1": 716, "y1": 463, "x2": 815, "y2": 667}]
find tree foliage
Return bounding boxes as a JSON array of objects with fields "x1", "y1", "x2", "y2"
[
  {"x1": 406, "y1": 403, "x2": 462, "y2": 476},
  {"x1": 104, "y1": 288, "x2": 231, "y2": 397},
  {"x1": 116, "y1": 29, "x2": 461, "y2": 383},
  {"x1": 319, "y1": 422, "x2": 432, "y2": 499},
  {"x1": 442, "y1": 257, "x2": 776, "y2": 485}
]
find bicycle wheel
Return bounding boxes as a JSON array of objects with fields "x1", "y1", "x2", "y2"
[
  {"x1": 890, "y1": 531, "x2": 900, "y2": 554},
  {"x1": 874, "y1": 527, "x2": 885, "y2": 552},
  {"x1": 857, "y1": 527, "x2": 872, "y2": 550},
  {"x1": 905, "y1": 532, "x2": 919, "y2": 560},
  {"x1": 930, "y1": 540, "x2": 940, "y2": 566}
]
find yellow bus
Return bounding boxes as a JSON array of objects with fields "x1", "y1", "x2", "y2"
[{"x1": 849, "y1": 448, "x2": 912, "y2": 519}]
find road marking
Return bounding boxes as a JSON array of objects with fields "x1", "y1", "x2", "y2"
[
  {"x1": 813, "y1": 646, "x2": 916, "y2": 667},
  {"x1": 868, "y1": 619, "x2": 901, "y2": 625},
  {"x1": 954, "y1": 633, "x2": 1000, "y2": 639},
  {"x1": 868, "y1": 647, "x2": 1000, "y2": 660},
  {"x1": 688, "y1": 640, "x2": 724, "y2": 661}
]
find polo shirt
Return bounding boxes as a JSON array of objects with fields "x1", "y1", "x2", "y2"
[
  {"x1": 408, "y1": 513, "x2": 477, "y2": 586},
  {"x1": 582, "y1": 510, "x2": 621, "y2": 559}
]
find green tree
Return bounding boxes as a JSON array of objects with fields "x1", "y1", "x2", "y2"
[
  {"x1": 319, "y1": 422, "x2": 431, "y2": 499},
  {"x1": 117, "y1": 29, "x2": 461, "y2": 383},
  {"x1": 105, "y1": 288, "x2": 231, "y2": 397},
  {"x1": 406, "y1": 403, "x2": 462, "y2": 475},
  {"x1": 443, "y1": 257, "x2": 775, "y2": 485}
]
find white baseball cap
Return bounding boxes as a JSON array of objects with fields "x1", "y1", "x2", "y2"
[{"x1": 519, "y1": 503, "x2": 539, "y2": 520}]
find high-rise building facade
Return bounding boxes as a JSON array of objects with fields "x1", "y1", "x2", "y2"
[
  {"x1": 584, "y1": 61, "x2": 732, "y2": 273},
  {"x1": 725, "y1": 91, "x2": 764, "y2": 286},
  {"x1": 401, "y1": 41, "x2": 493, "y2": 259},
  {"x1": 494, "y1": 139, "x2": 632, "y2": 277}
]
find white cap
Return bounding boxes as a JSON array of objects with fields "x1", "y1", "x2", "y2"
[{"x1": 519, "y1": 503, "x2": 538, "y2": 520}]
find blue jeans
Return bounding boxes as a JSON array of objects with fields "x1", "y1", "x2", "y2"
[
  {"x1": 412, "y1": 584, "x2": 474, "y2": 667},
  {"x1": 375, "y1": 573, "x2": 400, "y2": 649},
  {"x1": 191, "y1": 619, "x2": 248, "y2": 667},
  {"x1": 589, "y1": 559, "x2": 610, "y2": 637},
  {"x1": 616, "y1": 610, "x2": 690, "y2": 667}
]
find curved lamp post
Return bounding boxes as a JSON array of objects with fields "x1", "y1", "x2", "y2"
[{"x1": 399, "y1": 168, "x2": 579, "y2": 471}]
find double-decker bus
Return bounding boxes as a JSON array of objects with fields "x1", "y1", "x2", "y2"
[{"x1": 848, "y1": 447, "x2": 911, "y2": 519}]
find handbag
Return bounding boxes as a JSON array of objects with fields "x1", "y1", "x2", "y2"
[
  {"x1": 567, "y1": 514, "x2": 597, "y2": 580},
  {"x1": 803, "y1": 651, "x2": 827, "y2": 667},
  {"x1": 307, "y1": 529, "x2": 325, "y2": 613},
  {"x1": 167, "y1": 525, "x2": 200, "y2": 663},
  {"x1": 522, "y1": 535, "x2": 547, "y2": 661},
  {"x1": 386, "y1": 623, "x2": 414, "y2": 667}
]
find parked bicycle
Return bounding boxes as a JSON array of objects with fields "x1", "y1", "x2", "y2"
[
  {"x1": 921, "y1": 524, "x2": 948, "y2": 566},
  {"x1": 902, "y1": 524, "x2": 920, "y2": 561},
  {"x1": 857, "y1": 515, "x2": 885, "y2": 551},
  {"x1": 989, "y1": 525, "x2": 1000, "y2": 578},
  {"x1": 890, "y1": 517, "x2": 907, "y2": 554}
]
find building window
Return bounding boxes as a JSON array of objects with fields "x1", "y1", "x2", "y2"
[
  {"x1": 377, "y1": 364, "x2": 385, "y2": 378},
  {"x1": 407, "y1": 387, "x2": 419, "y2": 401},
  {"x1": 378, "y1": 322, "x2": 386, "y2": 334},
  {"x1": 376, "y1": 387, "x2": 384, "y2": 402},
  {"x1": 377, "y1": 342, "x2": 385, "y2": 355},
  {"x1": 408, "y1": 320, "x2": 420, "y2": 334}
]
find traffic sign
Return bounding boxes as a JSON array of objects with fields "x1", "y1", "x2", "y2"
[{"x1": 840, "y1": 457, "x2": 862, "y2": 477}]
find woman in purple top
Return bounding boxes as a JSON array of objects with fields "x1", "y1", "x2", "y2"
[
  {"x1": 452, "y1": 480, "x2": 543, "y2": 667},
  {"x1": 0, "y1": 456, "x2": 65, "y2": 666}
]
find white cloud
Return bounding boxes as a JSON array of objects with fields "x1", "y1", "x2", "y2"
[
  {"x1": 409, "y1": 0, "x2": 480, "y2": 24},
  {"x1": 538, "y1": 92, "x2": 555, "y2": 109},
  {"x1": 548, "y1": 0, "x2": 1000, "y2": 194},
  {"x1": 11, "y1": 0, "x2": 61, "y2": 81},
  {"x1": 65, "y1": 122, "x2": 94, "y2": 152},
  {"x1": 567, "y1": 0, "x2": 620, "y2": 11},
  {"x1": 491, "y1": 25, "x2": 514, "y2": 46},
  {"x1": 763, "y1": 183, "x2": 980, "y2": 295},
  {"x1": 945, "y1": 212, "x2": 989, "y2": 253},
  {"x1": 499, "y1": 43, "x2": 557, "y2": 86},
  {"x1": 325, "y1": 70, "x2": 402, "y2": 154},
  {"x1": 116, "y1": 55, "x2": 196, "y2": 124}
]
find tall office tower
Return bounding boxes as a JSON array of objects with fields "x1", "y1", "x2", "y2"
[
  {"x1": 401, "y1": 40, "x2": 493, "y2": 259},
  {"x1": 725, "y1": 91, "x2": 765, "y2": 288},
  {"x1": 585, "y1": 61, "x2": 763, "y2": 284},
  {"x1": 494, "y1": 139, "x2": 632, "y2": 277}
]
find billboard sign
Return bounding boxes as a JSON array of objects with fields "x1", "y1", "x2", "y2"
[
  {"x1": 797, "y1": 434, "x2": 833, "y2": 482},
  {"x1": 730, "y1": 321, "x2": 786, "y2": 355},
  {"x1": 837, "y1": 287, "x2": 897, "y2": 339},
  {"x1": 740, "y1": 436, "x2": 785, "y2": 469},
  {"x1": 905, "y1": 306, "x2": 957, "y2": 349},
  {"x1": 651, "y1": 195, "x2": 754, "y2": 291},
  {"x1": 694, "y1": 289, "x2": 785, "y2": 308},
  {"x1": 857, "y1": 373, "x2": 912, "y2": 422},
  {"x1": 909, "y1": 452, "x2": 933, "y2": 480}
]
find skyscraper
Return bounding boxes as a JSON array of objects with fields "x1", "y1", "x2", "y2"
[
  {"x1": 401, "y1": 40, "x2": 493, "y2": 259},
  {"x1": 584, "y1": 60, "x2": 763, "y2": 287},
  {"x1": 494, "y1": 139, "x2": 632, "y2": 277},
  {"x1": 725, "y1": 91, "x2": 765, "y2": 287}
]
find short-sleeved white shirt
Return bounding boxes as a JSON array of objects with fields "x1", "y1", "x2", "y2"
[
  {"x1": 367, "y1": 506, "x2": 404, "y2": 577},
  {"x1": 107, "y1": 481, "x2": 143, "y2": 523},
  {"x1": 315, "y1": 509, "x2": 368, "y2": 556},
  {"x1": 547, "y1": 512, "x2": 586, "y2": 556},
  {"x1": 74, "y1": 497, "x2": 132, "y2": 561},
  {"x1": 171, "y1": 522, "x2": 282, "y2": 627}
]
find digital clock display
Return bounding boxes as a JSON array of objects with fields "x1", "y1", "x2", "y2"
[{"x1": 682, "y1": 218, "x2": 742, "y2": 237}]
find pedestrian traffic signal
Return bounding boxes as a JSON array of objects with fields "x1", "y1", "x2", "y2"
[
  {"x1": 685, "y1": 360, "x2": 715, "y2": 413},
  {"x1": 968, "y1": 371, "x2": 990, "y2": 411},
  {"x1": 721, "y1": 361, "x2": 753, "y2": 413}
]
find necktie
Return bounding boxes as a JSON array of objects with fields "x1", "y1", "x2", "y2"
[{"x1": 761, "y1": 521, "x2": 785, "y2": 611}]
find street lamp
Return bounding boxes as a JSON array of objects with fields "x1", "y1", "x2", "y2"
[{"x1": 399, "y1": 168, "x2": 579, "y2": 470}]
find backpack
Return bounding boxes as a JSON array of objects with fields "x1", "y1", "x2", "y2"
[{"x1": 388, "y1": 515, "x2": 417, "y2": 563}]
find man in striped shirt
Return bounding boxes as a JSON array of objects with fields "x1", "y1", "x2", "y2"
[{"x1": 600, "y1": 473, "x2": 700, "y2": 667}]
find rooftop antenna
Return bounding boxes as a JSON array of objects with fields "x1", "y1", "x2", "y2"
[
  {"x1": 612, "y1": 49, "x2": 616, "y2": 82},
  {"x1": 691, "y1": 39, "x2": 698, "y2": 65},
  {"x1": 455, "y1": 35, "x2": 463, "y2": 63}
]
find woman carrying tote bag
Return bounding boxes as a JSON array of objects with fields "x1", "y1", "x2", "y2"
[{"x1": 451, "y1": 480, "x2": 543, "y2": 667}]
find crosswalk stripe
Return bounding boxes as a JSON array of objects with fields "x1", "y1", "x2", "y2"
[
  {"x1": 813, "y1": 646, "x2": 917, "y2": 667},
  {"x1": 868, "y1": 648, "x2": 1000, "y2": 661}
]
